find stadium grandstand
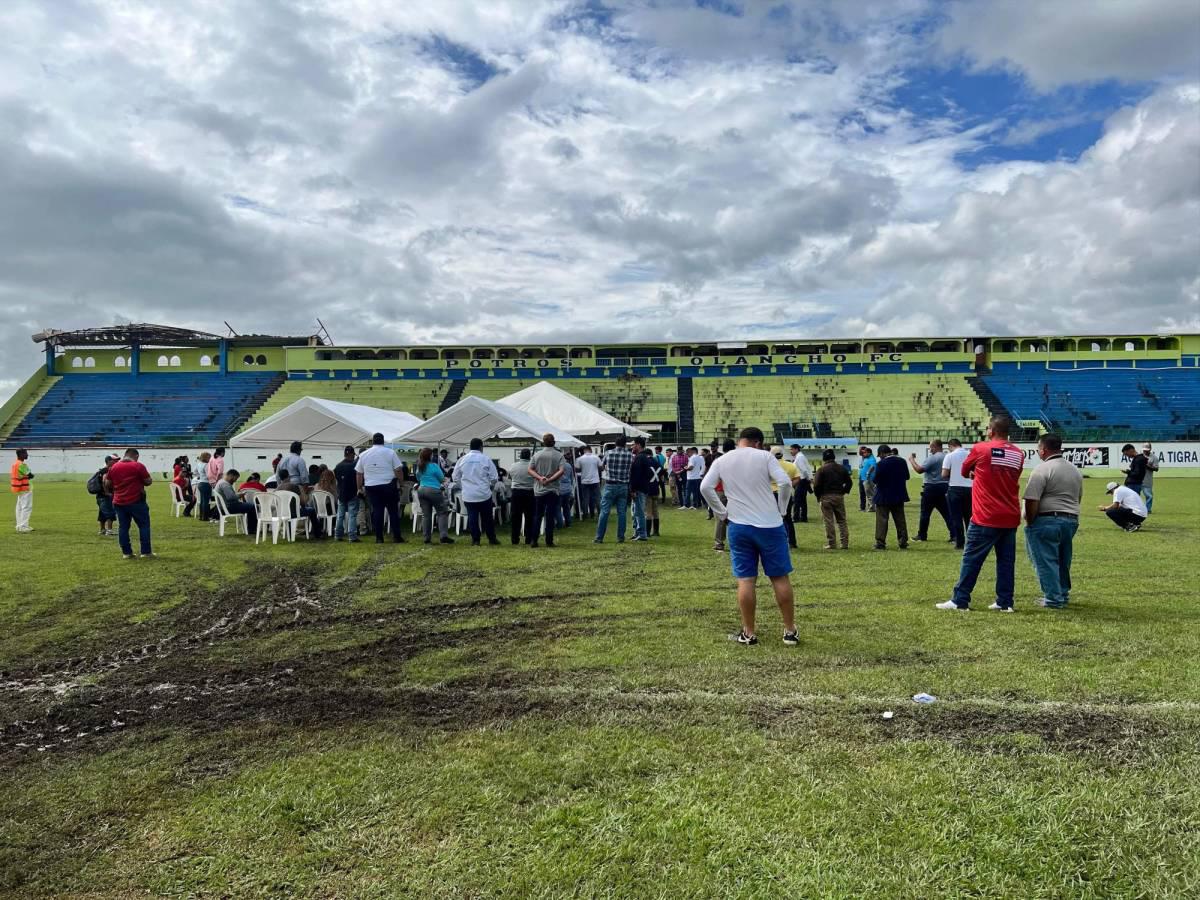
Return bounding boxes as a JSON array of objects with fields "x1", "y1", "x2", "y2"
[{"x1": 2, "y1": 325, "x2": 1198, "y2": 451}]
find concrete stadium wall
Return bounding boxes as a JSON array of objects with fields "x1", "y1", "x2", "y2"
[{"x1": 17, "y1": 442, "x2": 1200, "y2": 477}]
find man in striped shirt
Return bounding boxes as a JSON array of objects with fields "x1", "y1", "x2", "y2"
[{"x1": 936, "y1": 416, "x2": 1025, "y2": 612}]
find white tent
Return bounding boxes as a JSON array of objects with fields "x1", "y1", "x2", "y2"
[
  {"x1": 394, "y1": 395, "x2": 583, "y2": 448},
  {"x1": 496, "y1": 380, "x2": 650, "y2": 440},
  {"x1": 230, "y1": 397, "x2": 423, "y2": 450}
]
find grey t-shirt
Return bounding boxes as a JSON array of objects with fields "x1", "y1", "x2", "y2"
[
  {"x1": 530, "y1": 447, "x2": 566, "y2": 496},
  {"x1": 509, "y1": 459, "x2": 535, "y2": 491},
  {"x1": 921, "y1": 451, "x2": 948, "y2": 485},
  {"x1": 215, "y1": 480, "x2": 240, "y2": 506},
  {"x1": 1023, "y1": 455, "x2": 1084, "y2": 515}
]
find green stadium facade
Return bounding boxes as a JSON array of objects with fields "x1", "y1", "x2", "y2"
[{"x1": 2, "y1": 325, "x2": 1198, "y2": 450}]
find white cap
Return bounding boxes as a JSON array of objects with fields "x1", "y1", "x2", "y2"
[
  {"x1": 1105, "y1": 481, "x2": 1120, "y2": 493},
  {"x1": 1142, "y1": 443, "x2": 1152, "y2": 451}
]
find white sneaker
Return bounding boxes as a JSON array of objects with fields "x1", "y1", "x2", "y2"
[
  {"x1": 935, "y1": 600, "x2": 967, "y2": 611},
  {"x1": 987, "y1": 602, "x2": 1014, "y2": 612}
]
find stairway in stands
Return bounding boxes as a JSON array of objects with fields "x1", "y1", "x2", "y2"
[
  {"x1": 676, "y1": 377, "x2": 694, "y2": 441},
  {"x1": 966, "y1": 376, "x2": 1037, "y2": 439},
  {"x1": 438, "y1": 378, "x2": 466, "y2": 412}
]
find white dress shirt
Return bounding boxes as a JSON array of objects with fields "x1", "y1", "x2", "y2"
[
  {"x1": 789, "y1": 451, "x2": 813, "y2": 480},
  {"x1": 453, "y1": 450, "x2": 498, "y2": 503}
]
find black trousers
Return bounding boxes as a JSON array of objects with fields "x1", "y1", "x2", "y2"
[
  {"x1": 365, "y1": 482, "x2": 403, "y2": 542},
  {"x1": 947, "y1": 486, "x2": 972, "y2": 548},
  {"x1": 534, "y1": 492, "x2": 560, "y2": 546},
  {"x1": 917, "y1": 482, "x2": 951, "y2": 540},
  {"x1": 783, "y1": 514, "x2": 797, "y2": 547},
  {"x1": 791, "y1": 480, "x2": 810, "y2": 522},
  {"x1": 1106, "y1": 507, "x2": 1145, "y2": 530},
  {"x1": 510, "y1": 488, "x2": 536, "y2": 544},
  {"x1": 466, "y1": 499, "x2": 497, "y2": 543}
]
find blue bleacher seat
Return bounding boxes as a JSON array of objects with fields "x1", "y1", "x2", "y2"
[
  {"x1": 7, "y1": 373, "x2": 284, "y2": 446},
  {"x1": 983, "y1": 365, "x2": 1200, "y2": 441}
]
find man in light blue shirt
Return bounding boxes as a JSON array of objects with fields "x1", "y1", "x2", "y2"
[
  {"x1": 453, "y1": 437, "x2": 499, "y2": 545},
  {"x1": 857, "y1": 446, "x2": 877, "y2": 513}
]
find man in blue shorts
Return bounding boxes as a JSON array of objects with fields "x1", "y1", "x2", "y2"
[{"x1": 701, "y1": 426, "x2": 798, "y2": 646}]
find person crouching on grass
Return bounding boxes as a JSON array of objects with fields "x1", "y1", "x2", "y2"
[{"x1": 701, "y1": 427, "x2": 798, "y2": 647}]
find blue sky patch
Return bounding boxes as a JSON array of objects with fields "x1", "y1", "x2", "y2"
[{"x1": 419, "y1": 34, "x2": 499, "y2": 89}]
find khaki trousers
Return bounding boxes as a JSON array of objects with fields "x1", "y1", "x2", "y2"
[{"x1": 820, "y1": 494, "x2": 849, "y2": 548}]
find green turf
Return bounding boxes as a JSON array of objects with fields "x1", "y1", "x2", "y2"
[{"x1": 1, "y1": 481, "x2": 1198, "y2": 898}]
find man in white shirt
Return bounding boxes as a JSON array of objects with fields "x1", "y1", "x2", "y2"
[
  {"x1": 941, "y1": 438, "x2": 973, "y2": 550},
  {"x1": 1100, "y1": 481, "x2": 1148, "y2": 532},
  {"x1": 788, "y1": 445, "x2": 813, "y2": 523},
  {"x1": 684, "y1": 446, "x2": 706, "y2": 509},
  {"x1": 453, "y1": 437, "x2": 500, "y2": 545},
  {"x1": 574, "y1": 446, "x2": 602, "y2": 519},
  {"x1": 355, "y1": 432, "x2": 406, "y2": 544},
  {"x1": 701, "y1": 427, "x2": 798, "y2": 647}
]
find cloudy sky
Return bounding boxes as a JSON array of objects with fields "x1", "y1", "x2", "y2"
[{"x1": 2, "y1": 0, "x2": 1198, "y2": 398}]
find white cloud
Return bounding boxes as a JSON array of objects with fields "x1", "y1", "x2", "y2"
[
  {"x1": 0, "y1": 0, "x2": 1196, "y2": 401},
  {"x1": 940, "y1": 0, "x2": 1200, "y2": 90}
]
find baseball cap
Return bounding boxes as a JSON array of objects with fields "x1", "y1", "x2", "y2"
[
  {"x1": 1105, "y1": 481, "x2": 1120, "y2": 493},
  {"x1": 770, "y1": 445, "x2": 785, "y2": 457},
  {"x1": 1142, "y1": 443, "x2": 1152, "y2": 451},
  {"x1": 104, "y1": 454, "x2": 117, "y2": 463}
]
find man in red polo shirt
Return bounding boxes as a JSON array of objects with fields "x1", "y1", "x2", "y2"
[
  {"x1": 104, "y1": 448, "x2": 155, "y2": 559},
  {"x1": 936, "y1": 415, "x2": 1024, "y2": 611}
]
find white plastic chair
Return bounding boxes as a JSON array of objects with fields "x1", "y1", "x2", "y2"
[
  {"x1": 213, "y1": 488, "x2": 248, "y2": 537},
  {"x1": 410, "y1": 488, "x2": 424, "y2": 534},
  {"x1": 169, "y1": 483, "x2": 187, "y2": 518},
  {"x1": 310, "y1": 489, "x2": 337, "y2": 535},
  {"x1": 253, "y1": 492, "x2": 285, "y2": 545},
  {"x1": 275, "y1": 490, "x2": 311, "y2": 541},
  {"x1": 451, "y1": 494, "x2": 468, "y2": 535}
]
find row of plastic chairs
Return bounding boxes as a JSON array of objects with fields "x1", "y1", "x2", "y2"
[{"x1": 168, "y1": 482, "x2": 510, "y2": 543}]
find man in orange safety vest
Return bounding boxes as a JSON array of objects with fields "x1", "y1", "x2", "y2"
[{"x1": 11, "y1": 448, "x2": 34, "y2": 533}]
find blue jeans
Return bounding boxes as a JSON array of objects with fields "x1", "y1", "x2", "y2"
[
  {"x1": 557, "y1": 492, "x2": 573, "y2": 527},
  {"x1": 335, "y1": 497, "x2": 360, "y2": 540},
  {"x1": 595, "y1": 483, "x2": 629, "y2": 541},
  {"x1": 115, "y1": 500, "x2": 152, "y2": 556},
  {"x1": 685, "y1": 479, "x2": 703, "y2": 508},
  {"x1": 534, "y1": 492, "x2": 560, "y2": 545},
  {"x1": 951, "y1": 523, "x2": 1016, "y2": 609},
  {"x1": 579, "y1": 482, "x2": 601, "y2": 518},
  {"x1": 632, "y1": 491, "x2": 647, "y2": 538},
  {"x1": 1024, "y1": 515, "x2": 1077, "y2": 607},
  {"x1": 1140, "y1": 484, "x2": 1154, "y2": 514},
  {"x1": 196, "y1": 481, "x2": 213, "y2": 521}
]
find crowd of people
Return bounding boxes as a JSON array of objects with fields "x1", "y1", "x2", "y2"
[{"x1": 6, "y1": 428, "x2": 1168, "y2": 631}]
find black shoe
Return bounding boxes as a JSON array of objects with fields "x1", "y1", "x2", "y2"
[
  {"x1": 873, "y1": 544, "x2": 886, "y2": 551},
  {"x1": 783, "y1": 630, "x2": 799, "y2": 646},
  {"x1": 545, "y1": 542, "x2": 555, "y2": 547},
  {"x1": 394, "y1": 536, "x2": 406, "y2": 543},
  {"x1": 735, "y1": 630, "x2": 757, "y2": 645},
  {"x1": 912, "y1": 536, "x2": 927, "y2": 542},
  {"x1": 424, "y1": 538, "x2": 432, "y2": 544},
  {"x1": 471, "y1": 539, "x2": 480, "y2": 546},
  {"x1": 441, "y1": 537, "x2": 455, "y2": 544},
  {"x1": 376, "y1": 538, "x2": 385, "y2": 544},
  {"x1": 488, "y1": 538, "x2": 501, "y2": 545},
  {"x1": 899, "y1": 543, "x2": 909, "y2": 550}
]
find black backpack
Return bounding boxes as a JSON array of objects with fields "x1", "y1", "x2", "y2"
[{"x1": 87, "y1": 470, "x2": 104, "y2": 495}]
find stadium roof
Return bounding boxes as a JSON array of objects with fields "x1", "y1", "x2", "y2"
[{"x1": 31, "y1": 323, "x2": 326, "y2": 348}]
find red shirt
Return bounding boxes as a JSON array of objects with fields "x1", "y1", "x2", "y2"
[
  {"x1": 239, "y1": 480, "x2": 266, "y2": 493},
  {"x1": 108, "y1": 460, "x2": 151, "y2": 505},
  {"x1": 962, "y1": 439, "x2": 1024, "y2": 529}
]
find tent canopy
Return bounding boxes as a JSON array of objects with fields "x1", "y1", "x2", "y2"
[
  {"x1": 230, "y1": 397, "x2": 423, "y2": 450},
  {"x1": 496, "y1": 380, "x2": 650, "y2": 440},
  {"x1": 394, "y1": 395, "x2": 583, "y2": 448}
]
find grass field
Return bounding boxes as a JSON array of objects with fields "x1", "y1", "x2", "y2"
[{"x1": 2, "y1": 479, "x2": 1198, "y2": 898}]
